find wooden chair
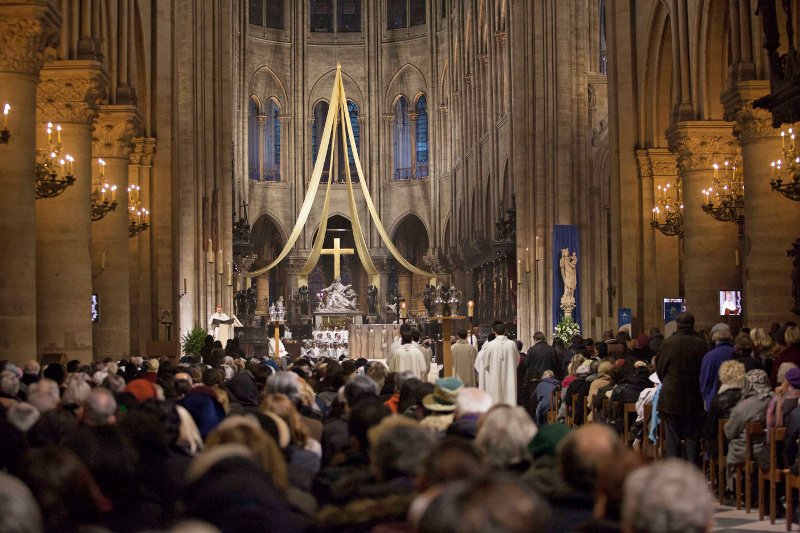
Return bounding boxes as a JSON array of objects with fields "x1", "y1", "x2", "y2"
[
  {"x1": 570, "y1": 393, "x2": 580, "y2": 428},
  {"x1": 547, "y1": 388, "x2": 560, "y2": 424},
  {"x1": 744, "y1": 421, "x2": 765, "y2": 513},
  {"x1": 759, "y1": 427, "x2": 786, "y2": 523},
  {"x1": 601, "y1": 397, "x2": 610, "y2": 421},
  {"x1": 717, "y1": 418, "x2": 729, "y2": 505},
  {"x1": 787, "y1": 469, "x2": 800, "y2": 531},
  {"x1": 622, "y1": 403, "x2": 637, "y2": 447},
  {"x1": 642, "y1": 403, "x2": 653, "y2": 457}
]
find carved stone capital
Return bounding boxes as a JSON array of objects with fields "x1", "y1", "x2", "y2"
[
  {"x1": 636, "y1": 149, "x2": 678, "y2": 180},
  {"x1": 666, "y1": 122, "x2": 738, "y2": 173},
  {"x1": 733, "y1": 104, "x2": 777, "y2": 142},
  {"x1": 37, "y1": 60, "x2": 108, "y2": 125},
  {"x1": 0, "y1": 3, "x2": 61, "y2": 77},
  {"x1": 92, "y1": 105, "x2": 142, "y2": 160},
  {"x1": 635, "y1": 150, "x2": 653, "y2": 179},
  {"x1": 130, "y1": 137, "x2": 156, "y2": 166}
]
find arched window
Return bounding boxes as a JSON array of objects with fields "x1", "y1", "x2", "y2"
[
  {"x1": 249, "y1": 0, "x2": 264, "y2": 26},
  {"x1": 311, "y1": 0, "x2": 361, "y2": 33},
  {"x1": 248, "y1": 97, "x2": 260, "y2": 180},
  {"x1": 346, "y1": 100, "x2": 360, "y2": 179},
  {"x1": 338, "y1": 0, "x2": 361, "y2": 32},
  {"x1": 415, "y1": 95, "x2": 428, "y2": 178},
  {"x1": 264, "y1": 99, "x2": 281, "y2": 182},
  {"x1": 310, "y1": 0, "x2": 334, "y2": 32},
  {"x1": 393, "y1": 96, "x2": 412, "y2": 179},
  {"x1": 265, "y1": 1, "x2": 285, "y2": 30},
  {"x1": 388, "y1": 0, "x2": 426, "y2": 30},
  {"x1": 249, "y1": 0, "x2": 285, "y2": 29},
  {"x1": 312, "y1": 100, "x2": 332, "y2": 182}
]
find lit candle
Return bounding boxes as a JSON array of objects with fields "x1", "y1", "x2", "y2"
[
  {"x1": 99, "y1": 158, "x2": 105, "y2": 177},
  {"x1": 652, "y1": 207, "x2": 657, "y2": 221},
  {"x1": 59, "y1": 158, "x2": 65, "y2": 176},
  {"x1": 217, "y1": 250, "x2": 223, "y2": 274},
  {"x1": 517, "y1": 259, "x2": 522, "y2": 284},
  {"x1": 56, "y1": 124, "x2": 61, "y2": 144},
  {"x1": 535, "y1": 235, "x2": 540, "y2": 261},
  {"x1": 111, "y1": 185, "x2": 117, "y2": 202},
  {"x1": 525, "y1": 247, "x2": 530, "y2": 272},
  {"x1": 400, "y1": 301, "x2": 407, "y2": 319},
  {"x1": 467, "y1": 300, "x2": 474, "y2": 318},
  {"x1": 208, "y1": 239, "x2": 214, "y2": 263},
  {"x1": 47, "y1": 123, "x2": 52, "y2": 144},
  {"x1": 2, "y1": 103, "x2": 9, "y2": 128}
]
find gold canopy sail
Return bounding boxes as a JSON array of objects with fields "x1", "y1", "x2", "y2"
[{"x1": 243, "y1": 65, "x2": 439, "y2": 285}]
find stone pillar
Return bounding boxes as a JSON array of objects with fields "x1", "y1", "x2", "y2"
[
  {"x1": 129, "y1": 138, "x2": 155, "y2": 353},
  {"x1": 733, "y1": 103, "x2": 800, "y2": 324},
  {"x1": 636, "y1": 148, "x2": 682, "y2": 328},
  {"x1": 91, "y1": 106, "x2": 141, "y2": 360},
  {"x1": 36, "y1": 60, "x2": 107, "y2": 362},
  {"x1": 668, "y1": 122, "x2": 740, "y2": 330},
  {"x1": 0, "y1": 3, "x2": 60, "y2": 364}
]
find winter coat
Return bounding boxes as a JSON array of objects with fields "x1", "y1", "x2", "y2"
[{"x1": 655, "y1": 325, "x2": 707, "y2": 415}]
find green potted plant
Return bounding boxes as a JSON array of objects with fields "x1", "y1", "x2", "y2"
[{"x1": 181, "y1": 326, "x2": 208, "y2": 357}]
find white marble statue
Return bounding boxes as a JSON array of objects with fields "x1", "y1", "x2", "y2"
[
  {"x1": 559, "y1": 248, "x2": 578, "y2": 315},
  {"x1": 319, "y1": 277, "x2": 359, "y2": 311}
]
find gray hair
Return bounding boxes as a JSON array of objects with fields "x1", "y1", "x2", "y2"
[
  {"x1": 62, "y1": 379, "x2": 91, "y2": 406},
  {"x1": 454, "y1": 388, "x2": 493, "y2": 417},
  {"x1": 22, "y1": 360, "x2": 40, "y2": 375},
  {"x1": 265, "y1": 371, "x2": 302, "y2": 404},
  {"x1": 372, "y1": 422, "x2": 436, "y2": 480},
  {"x1": 710, "y1": 323, "x2": 732, "y2": 343},
  {"x1": 475, "y1": 405, "x2": 538, "y2": 467},
  {"x1": 0, "y1": 472, "x2": 43, "y2": 533},
  {"x1": 622, "y1": 459, "x2": 713, "y2": 533},
  {"x1": 102, "y1": 373, "x2": 126, "y2": 393},
  {"x1": 27, "y1": 379, "x2": 60, "y2": 413},
  {"x1": 0, "y1": 371, "x2": 19, "y2": 397},
  {"x1": 82, "y1": 387, "x2": 117, "y2": 426},
  {"x1": 6, "y1": 403, "x2": 41, "y2": 433}
]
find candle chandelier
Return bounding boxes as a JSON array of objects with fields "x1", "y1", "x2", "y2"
[
  {"x1": 127, "y1": 184, "x2": 149, "y2": 237},
  {"x1": 1, "y1": 103, "x2": 9, "y2": 144},
  {"x1": 701, "y1": 161, "x2": 744, "y2": 224},
  {"x1": 771, "y1": 128, "x2": 800, "y2": 202},
  {"x1": 90, "y1": 159, "x2": 118, "y2": 221},
  {"x1": 650, "y1": 182, "x2": 684, "y2": 237},
  {"x1": 35, "y1": 123, "x2": 75, "y2": 200}
]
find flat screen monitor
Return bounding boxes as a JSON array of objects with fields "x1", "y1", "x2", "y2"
[
  {"x1": 91, "y1": 294, "x2": 100, "y2": 323},
  {"x1": 719, "y1": 290, "x2": 741, "y2": 316}
]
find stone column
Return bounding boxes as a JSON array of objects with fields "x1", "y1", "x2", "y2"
[
  {"x1": 668, "y1": 122, "x2": 740, "y2": 330},
  {"x1": 636, "y1": 148, "x2": 682, "y2": 328},
  {"x1": 129, "y1": 137, "x2": 155, "y2": 353},
  {"x1": 733, "y1": 103, "x2": 800, "y2": 324},
  {"x1": 91, "y1": 106, "x2": 141, "y2": 360},
  {"x1": 36, "y1": 60, "x2": 107, "y2": 362},
  {"x1": 0, "y1": 2, "x2": 60, "y2": 364}
]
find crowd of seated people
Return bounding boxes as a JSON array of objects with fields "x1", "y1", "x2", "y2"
[{"x1": 0, "y1": 317, "x2": 797, "y2": 532}]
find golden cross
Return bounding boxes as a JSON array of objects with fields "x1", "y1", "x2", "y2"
[{"x1": 321, "y1": 237, "x2": 355, "y2": 279}]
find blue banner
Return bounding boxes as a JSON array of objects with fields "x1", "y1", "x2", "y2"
[
  {"x1": 663, "y1": 299, "x2": 684, "y2": 323},
  {"x1": 618, "y1": 307, "x2": 632, "y2": 334},
  {"x1": 552, "y1": 225, "x2": 581, "y2": 330}
]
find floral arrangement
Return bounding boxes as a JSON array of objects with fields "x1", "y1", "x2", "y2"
[{"x1": 554, "y1": 314, "x2": 581, "y2": 344}]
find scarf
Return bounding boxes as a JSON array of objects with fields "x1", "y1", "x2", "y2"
[
  {"x1": 742, "y1": 369, "x2": 772, "y2": 400},
  {"x1": 766, "y1": 387, "x2": 800, "y2": 441}
]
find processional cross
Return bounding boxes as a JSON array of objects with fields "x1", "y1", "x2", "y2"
[{"x1": 321, "y1": 237, "x2": 355, "y2": 279}]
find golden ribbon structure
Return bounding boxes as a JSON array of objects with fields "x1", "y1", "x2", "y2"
[{"x1": 243, "y1": 64, "x2": 440, "y2": 289}]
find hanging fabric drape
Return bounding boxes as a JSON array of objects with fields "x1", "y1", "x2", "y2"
[{"x1": 244, "y1": 65, "x2": 440, "y2": 282}]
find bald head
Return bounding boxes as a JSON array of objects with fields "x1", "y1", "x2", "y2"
[{"x1": 557, "y1": 423, "x2": 621, "y2": 493}]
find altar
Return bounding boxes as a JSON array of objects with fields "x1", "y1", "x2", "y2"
[
  {"x1": 313, "y1": 311, "x2": 362, "y2": 327},
  {"x1": 347, "y1": 323, "x2": 399, "y2": 359}
]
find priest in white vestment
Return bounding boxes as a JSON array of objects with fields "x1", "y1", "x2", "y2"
[
  {"x1": 209, "y1": 305, "x2": 239, "y2": 344},
  {"x1": 476, "y1": 323, "x2": 518, "y2": 405}
]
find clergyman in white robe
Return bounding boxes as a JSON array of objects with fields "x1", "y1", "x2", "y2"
[{"x1": 477, "y1": 334, "x2": 518, "y2": 405}]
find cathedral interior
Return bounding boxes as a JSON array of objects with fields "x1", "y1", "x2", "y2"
[{"x1": 0, "y1": 0, "x2": 798, "y2": 364}]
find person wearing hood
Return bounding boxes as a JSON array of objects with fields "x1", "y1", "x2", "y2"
[
  {"x1": 699, "y1": 323, "x2": 735, "y2": 411},
  {"x1": 227, "y1": 371, "x2": 260, "y2": 415},
  {"x1": 534, "y1": 371, "x2": 561, "y2": 426},
  {"x1": 586, "y1": 361, "x2": 614, "y2": 422},
  {"x1": 724, "y1": 369, "x2": 772, "y2": 494}
]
